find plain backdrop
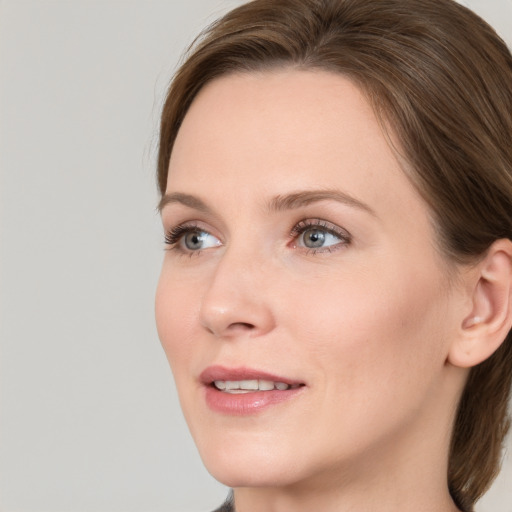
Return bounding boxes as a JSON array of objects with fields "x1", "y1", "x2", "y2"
[{"x1": 0, "y1": 1, "x2": 511, "y2": 511}]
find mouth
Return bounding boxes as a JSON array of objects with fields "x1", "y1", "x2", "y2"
[
  {"x1": 212, "y1": 379, "x2": 303, "y2": 393},
  {"x1": 200, "y1": 366, "x2": 306, "y2": 415}
]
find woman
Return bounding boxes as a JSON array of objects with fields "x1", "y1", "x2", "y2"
[{"x1": 155, "y1": 0, "x2": 512, "y2": 511}]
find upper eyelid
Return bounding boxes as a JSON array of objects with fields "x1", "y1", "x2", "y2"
[
  {"x1": 165, "y1": 218, "x2": 348, "y2": 233},
  {"x1": 164, "y1": 219, "x2": 215, "y2": 234},
  {"x1": 161, "y1": 209, "x2": 228, "y2": 239},
  {"x1": 164, "y1": 222, "x2": 207, "y2": 244},
  {"x1": 291, "y1": 219, "x2": 351, "y2": 237}
]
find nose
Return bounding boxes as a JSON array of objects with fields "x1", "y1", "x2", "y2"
[{"x1": 199, "y1": 248, "x2": 276, "y2": 339}]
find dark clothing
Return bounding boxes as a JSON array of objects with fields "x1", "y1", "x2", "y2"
[
  {"x1": 211, "y1": 491, "x2": 472, "y2": 511},
  {"x1": 212, "y1": 492, "x2": 234, "y2": 512}
]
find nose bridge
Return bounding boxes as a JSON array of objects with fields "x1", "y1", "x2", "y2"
[{"x1": 199, "y1": 240, "x2": 276, "y2": 338}]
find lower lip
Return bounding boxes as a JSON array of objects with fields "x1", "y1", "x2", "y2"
[{"x1": 204, "y1": 385, "x2": 304, "y2": 415}]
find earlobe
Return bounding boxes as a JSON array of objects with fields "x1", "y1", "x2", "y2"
[{"x1": 448, "y1": 239, "x2": 512, "y2": 369}]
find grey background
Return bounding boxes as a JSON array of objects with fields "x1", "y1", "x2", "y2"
[{"x1": 0, "y1": 1, "x2": 510, "y2": 511}]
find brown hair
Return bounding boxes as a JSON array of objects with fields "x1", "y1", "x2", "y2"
[{"x1": 157, "y1": 0, "x2": 512, "y2": 509}]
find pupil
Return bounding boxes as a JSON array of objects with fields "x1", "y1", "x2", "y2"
[
  {"x1": 185, "y1": 231, "x2": 204, "y2": 250},
  {"x1": 305, "y1": 229, "x2": 325, "y2": 248}
]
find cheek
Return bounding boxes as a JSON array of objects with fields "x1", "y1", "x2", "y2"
[
  {"x1": 280, "y1": 267, "x2": 451, "y2": 466},
  {"x1": 155, "y1": 267, "x2": 200, "y2": 375},
  {"x1": 288, "y1": 261, "x2": 450, "y2": 397}
]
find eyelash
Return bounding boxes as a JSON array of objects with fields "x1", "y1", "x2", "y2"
[
  {"x1": 164, "y1": 222, "x2": 209, "y2": 257},
  {"x1": 290, "y1": 219, "x2": 351, "y2": 254},
  {"x1": 164, "y1": 223, "x2": 200, "y2": 246},
  {"x1": 163, "y1": 219, "x2": 351, "y2": 255}
]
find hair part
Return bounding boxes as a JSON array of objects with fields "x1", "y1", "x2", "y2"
[{"x1": 157, "y1": 1, "x2": 512, "y2": 509}]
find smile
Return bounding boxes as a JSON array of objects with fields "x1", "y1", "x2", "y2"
[
  {"x1": 213, "y1": 380, "x2": 301, "y2": 392},
  {"x1": 201, "y1": 366, "x2": 306, "y2": 415}
]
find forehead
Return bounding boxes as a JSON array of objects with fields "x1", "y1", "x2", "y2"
[
  {"x1": 173, "y1": 69, "x2": 378, "y2": 156},
  {"x1": 168, "y1": 69, "x2": 418, "y2": 214},
  {"x1": 172, "y1": 71, "x2": 389, "y2": 176}
]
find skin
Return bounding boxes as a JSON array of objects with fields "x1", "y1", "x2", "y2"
[{"x1": 155, "y1": 69, "x2": 468, "y2": 512}]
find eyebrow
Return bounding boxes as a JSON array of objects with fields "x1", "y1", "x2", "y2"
[
  {"x1": 158, "y1": 192, "x2": 213, "y2": 214},
  {"x1": 158, "y1": 189, "x2": 376, "y2": 216},
  {"x1": 267, "y1": 189, "x2": 376, "y2": 216}
]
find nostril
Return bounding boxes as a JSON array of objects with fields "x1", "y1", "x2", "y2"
[{"x1": 228, "y1": 322, "x2": 255, "y2": 331}]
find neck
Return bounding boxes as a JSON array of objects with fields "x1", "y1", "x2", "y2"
[
  {"x1": 233, "y1": 473, "x2": 460, "y2": 512},
  {"x1": 232, "y1": 403, "x2": 462, "y2": 512}
]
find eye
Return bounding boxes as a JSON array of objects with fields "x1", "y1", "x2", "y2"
[
  {"x1": 164, "y1": 224, "x2": 222, "y2": 253},
  {"x1": 291, "y1": 220, "x2": 350, "y2": 252},
  {"x1": 181, "y1": 230, "x2": 219, "y2": 251}
]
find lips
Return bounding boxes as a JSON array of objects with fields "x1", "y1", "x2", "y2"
[
  {"x1": 213, "y1": 379, "x2": 299, "y2": 392},
  {"x1": 200, "y1": 365, "x2": 303, "y2": 387},
  {"x1": 200, "y1": 365, "x2": 306, "y2": 415}
]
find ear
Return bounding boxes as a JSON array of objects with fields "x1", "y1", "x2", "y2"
[{"x1": 448, "y1": 239, "x2": 512, "y2": 368}]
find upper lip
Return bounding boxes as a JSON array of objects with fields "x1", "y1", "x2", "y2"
[{"x1": 200, "y1": 365, "x2": 304, "y2": 386}]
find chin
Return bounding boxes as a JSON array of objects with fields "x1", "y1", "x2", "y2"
[
  {"x1": 207, "y1": 462, "x2": 299, "y2": 489},
  {"x1": 196, "y1": 435, "x2": 304, "y2": 488}
]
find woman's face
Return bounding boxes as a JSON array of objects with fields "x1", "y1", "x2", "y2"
[{"x1": 156, "y1": 70, "x2": 464, "y2": 489}]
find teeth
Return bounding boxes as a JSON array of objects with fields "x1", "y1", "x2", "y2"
[
  {"x1": 213, "y1": 379, "x2": 292, "y2": 392},
  {"x1": 259, "y1": 379, "x2": 274, "y2": 391},
  {"x1": 241, "y1": 379, "x2": 259, "y2": 390}
]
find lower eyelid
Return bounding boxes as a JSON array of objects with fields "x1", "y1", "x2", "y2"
[{"x1": 296, "y1": 238, "x2": 350, "y2": 251}]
